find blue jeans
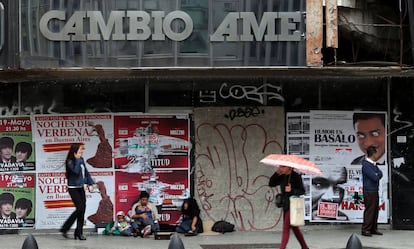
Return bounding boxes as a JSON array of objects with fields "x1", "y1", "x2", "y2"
[
  {"x1": 135, "y1": 210, "x2": 160, "y2": 233},
  {"x1": 176, "y1": 219, "x2": 196, "y2": 233}
]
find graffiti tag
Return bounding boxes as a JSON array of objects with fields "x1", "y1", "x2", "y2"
[
  {"x1": 389, "y1": 107, "x2": 413, "y2": 135},
  {"x1": 224, "y1": 107, "x2": 264, "y2": 120},
  {"x1": 219, "y1": 83, "x2": 284, "y2": 104},
  {"x1": 0, "y1": 100, "x2": 57, "y2": 116}
]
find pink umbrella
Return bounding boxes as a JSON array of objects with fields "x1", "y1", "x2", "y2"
[{"x1": 260, "y1": 154, "x2": 322, "y2": 175}]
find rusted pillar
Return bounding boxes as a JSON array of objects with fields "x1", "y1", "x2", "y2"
[
  {"x1": 326, "y1": 0, "x2": 338, "y2": 48},
  {"x1": 306, "y1": 0, "x2": 323, "y2": 66}
]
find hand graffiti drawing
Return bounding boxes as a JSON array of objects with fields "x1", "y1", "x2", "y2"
[{"x1": 195, "y1": 122, "x2": 283, "y2": 231}]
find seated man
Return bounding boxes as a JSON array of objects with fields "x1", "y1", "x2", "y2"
[{"x1": 129, "y1": 191, "x2": 160, "y2": 238}]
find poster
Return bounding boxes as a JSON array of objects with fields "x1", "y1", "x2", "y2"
[
  {"x1": 310, "y1": 111, "x2": 361, "y2": 164},
  {"x1": 113, "y1": 114, "x2": 190, "y2": 225},
  {"x1": 286, "y1": 113, "x2": 312, "y2": 220},
  {"x1": 113, "y1": 114, "x2": 189, "y2": 172},
  {"x1": 35, "y1": 171, "x2": 115, "y2": 229},
  {"x1": 31, "y1": 114, "x2": 114, "y2": 172},
  {"x1": 309, "y1": 110, "x2": 388, "y2": 223},
  {"x1": 0, "y1": 117, "x2": 35, "y2": 172},
  {"x1": 115, "y1": 170, "x2": 189, "y2": 225},
  {"x1": 0, "y1": 173, "x2": 36, "y2": 228}
]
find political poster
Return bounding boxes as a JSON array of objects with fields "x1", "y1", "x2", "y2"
[{"x1": 0, "y1": 117, "x2": 35, "y2": 172}]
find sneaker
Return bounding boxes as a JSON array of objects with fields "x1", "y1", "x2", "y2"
[
  {"x1": 184, "y1": 230, "x2": 198, "y2": 236},
  {"x1": 141, "y1": 225, "x2": 151, "y2": 238}
]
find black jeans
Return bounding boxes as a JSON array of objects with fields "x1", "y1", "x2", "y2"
[{"x1": 61, "y1": 187, "x2": 86, "y2": 236}]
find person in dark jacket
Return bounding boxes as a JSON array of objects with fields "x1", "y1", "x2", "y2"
[
  {"x1": 269, "y1": 166, "x2": 309, "y2": 249},
  {"x1": 60, "y1": 143, "x2": 97, "y2": 240},
  {"x1": 176, "y1": 197, "x2": 203, "y2": 235},
  {"x1": 361, "y1": 146, "x2": 383, "y2": 237}
]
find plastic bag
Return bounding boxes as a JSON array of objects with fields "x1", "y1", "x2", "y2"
[{"x1": 289, "y1": 196, "x2": 305, "y2": 227}]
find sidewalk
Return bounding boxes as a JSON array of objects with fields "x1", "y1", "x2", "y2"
[{"x1": 2, "y1": 224, "x2": 413, "y2": 249}]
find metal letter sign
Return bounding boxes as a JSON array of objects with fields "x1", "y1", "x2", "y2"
[
  {"x1": 210, "y1": 12, "x2": 302, "y2": 42},
  {"x1": 39, "y1": 10, "x2": 302, "y2": 42},
  {"x1": 39, "y1": 10, "x2": 193, "y2": 42}
]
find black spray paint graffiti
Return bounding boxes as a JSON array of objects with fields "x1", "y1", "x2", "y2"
[
  {"x1": 0, "y1": 100, "x2": 58, "y2": 116},
  {"x1": 225, "y1": 107, "x2": 265, "y2": 120}
]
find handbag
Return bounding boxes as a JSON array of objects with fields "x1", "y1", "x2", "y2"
[
  {"x1": 289, "y1": 196, "x2": 305, "y2": 226},
  {"x1": 275, "y1": 173, "x2": 292, "y2": 208},
  {"x1": 275, "y1": 193, "x2": 284, "y2": 208}
]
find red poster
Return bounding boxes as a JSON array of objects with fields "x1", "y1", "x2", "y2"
[
  {"x1": 115, "y1": 170, "x2": 189, "y2": 225},
  {"x1": 114, "y1": 115, "x2": 189, "y2": 172},
  {"x1": 317, "y1": 202, "x2": 339, "y2": 218}
]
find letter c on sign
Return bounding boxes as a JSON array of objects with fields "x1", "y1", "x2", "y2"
[{"x1": 39, "y1": 10, "x2": 66, "y2": 41}]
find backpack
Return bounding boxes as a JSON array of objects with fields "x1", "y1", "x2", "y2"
[{"x1": 211, "y1": 220, "x2": 235, "y2": 233}]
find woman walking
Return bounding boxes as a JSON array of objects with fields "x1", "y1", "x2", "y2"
[
  {"x1": 60, "y1": 143, "x2": 97, "y2": 240},
  {"x1": 269, "y1": 166, "x2": 309, "y2": 249}
]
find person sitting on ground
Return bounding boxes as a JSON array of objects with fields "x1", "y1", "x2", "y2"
[
  {"x1": 176, "y1": 197, "x2": 203, "y2": 236},
  {"x1": 108, "y1": 211, "x2": 138, "y2": 237},
  {"x1": 129, "y1": 191, "x2": 160, "y2": 238}
]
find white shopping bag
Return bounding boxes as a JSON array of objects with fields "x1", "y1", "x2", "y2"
[{"x1": 290, "y1": 196, "x2": 305, "y2": 227}]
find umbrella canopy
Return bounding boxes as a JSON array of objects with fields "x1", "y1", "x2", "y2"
[{"x1": 260, "y1": 154, "x2": 322, "y2": 175}]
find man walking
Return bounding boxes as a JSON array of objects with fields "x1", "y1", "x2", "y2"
[{"x1": 361, "y1": 146, "x2": 383, "y2": 237}]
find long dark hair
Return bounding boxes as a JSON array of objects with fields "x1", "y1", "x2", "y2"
[
  {"x1": 181, "y1": 197, "x2": 200, "y2": 218},
  {"x1": 65, "y1": 143, "x2": 83, "y2": 178}
]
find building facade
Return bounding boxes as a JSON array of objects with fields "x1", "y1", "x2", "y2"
[{"x1": 0, "y1": 0, "x2": 413, "y2": 230}]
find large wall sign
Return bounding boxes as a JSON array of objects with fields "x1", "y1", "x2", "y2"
[
  {"x1": 39, "y1": 10, "x2": 302, "y2": 42},
  {"x1": 20, "y1": 0, "x2": 306, "y2": 67}
]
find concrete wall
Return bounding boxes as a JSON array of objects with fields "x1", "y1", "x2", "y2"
[{"x1": 194, "y1": 106, "x2": 285, "y2": 231}]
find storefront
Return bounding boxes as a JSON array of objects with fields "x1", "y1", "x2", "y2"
[{"x1": 0, "y1": 0, "x2": 413, "y2": 231}]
